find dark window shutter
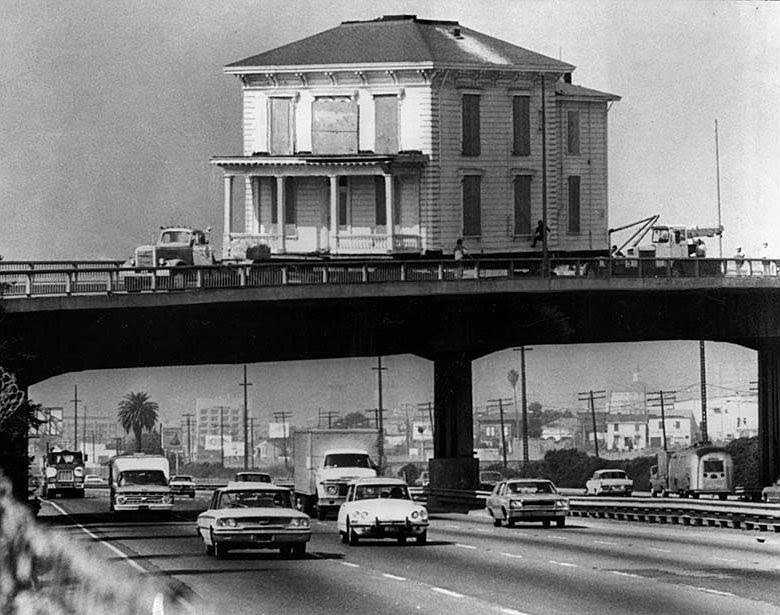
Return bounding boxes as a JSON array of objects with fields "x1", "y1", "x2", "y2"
[
  {"x1": 284, "y1": 177, "x2": 296, "y2": 225},
  {"x1": 375, "y1": 177, "x2": 386, "y2": 226},
  {"x1": 462, "y1": 175, "x2": 482, "y2": 236},
  {"x1": 513, "y1": 176, "x2": 532, "y2": 235},
  {"x1": 512, "y1": 96, "x2": 531, "y2": 156},
  {"x1": 270, "y1": 179, "x2": 278, "y2": 224},
  {"x1": 462, "y1": 95, "x2": 481, "y2": 156},
  {"x1": 568, "y1": 176, "x2": 581, "y2": 233},
  {"x1": 567, "y1": 111, "x2": 580, "y2": 155}
]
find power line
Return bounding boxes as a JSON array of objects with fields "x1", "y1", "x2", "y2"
[
  {"x1": 577, "y1": 390, "x2": 606, "y2": 458},
  {"x1": 239, "y1": 365, "x2": 253, "y2": 470},
  {"x1": 487, "y1": 397, "x2": 513, "y2": 469},
  {"x1": 372, "y1": 357, "x2": 387, "y2": 473},
  {"x1": 273, "y1": 411, "x2": 292, "y2": 470},
  {"x1": 182, "y1": 413, "x2": 194, "y2": 463},
  {"x1": 646, "y1": 390, "x2": 677, "y2": 452}
]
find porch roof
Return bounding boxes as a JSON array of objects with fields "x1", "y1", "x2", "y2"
[{"x1": 211, "y1": 152, "x2": 429, "y2": 175}]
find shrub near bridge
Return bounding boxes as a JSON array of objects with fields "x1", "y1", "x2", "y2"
[{"x1": 482, "y1": 449, "x2": 656, "y2": 492}]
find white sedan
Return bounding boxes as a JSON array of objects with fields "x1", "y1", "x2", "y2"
[
  {"x1": 197, "y1": 482, "x2": 311, "y2": 559},
  {"x1": 337, "y1": 477, "x2": 428, "y2": 545}
]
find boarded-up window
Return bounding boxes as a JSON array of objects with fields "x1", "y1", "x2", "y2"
[
  {"x1": 462, "y1": 175, "x2": 481, "y2": 236},
  {"x1": 567, "y1": 110, "x2": 580, "y2": 155},
  {"x1": 338, "y1": 177, "x2": 349, "y2": 228},
  {"x1": 462, "y1": 94, "x2": 480, "y2": 156},
  {"x1": 512, "y1": 96, "x2": 531, "y2": 156},
  {"x1": 374, "y1": 95, "x2": 398, "y2": 154},
  {"x1": 269, "y1": 98, "x2": 293, "y2": 155},
  {"x1": 513, "y1": 175, "x2": 532, "y2": 235},
  {"x1": 285, "y1": 177, "x2": 296, "y2": 226},
  {"x1": 375, "y1": 177, "x2": 386, "y2": 226},
  {"x1": 568, "y1": 175, "x2": 581, "y2": 233},
  {"x1": 312, "y1": 97, "x2": 358, "y2": 154}
]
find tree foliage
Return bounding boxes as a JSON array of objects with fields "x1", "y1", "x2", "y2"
[{"x1": 117, "y1": 392, "x2": 159, "y2": 452}]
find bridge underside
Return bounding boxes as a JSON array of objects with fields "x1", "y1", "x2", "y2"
[{"x1": 4, "y1": 285, "x2": 780, "y2": 490}]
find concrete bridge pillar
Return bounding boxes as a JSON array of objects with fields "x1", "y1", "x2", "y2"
[
  {"x1": 758, "y1": 340, "x2": 780, "y2": 486},
  {"x1": 429, "y1": 351, "x2": 479, "y2": 491}
]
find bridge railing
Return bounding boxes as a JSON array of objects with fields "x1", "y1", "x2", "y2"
[{"x1": 0, "y1": 256, "x2": 777, "y2": 299}]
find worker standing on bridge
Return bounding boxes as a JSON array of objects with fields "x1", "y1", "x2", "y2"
[
  {"x1": 761, "y1": 242, "x2": 773, "y2": 276},
  {"x1": 695, "y1": 239, "x2": 706, "y2": 258},
  {"x1": 531, "y1": 220, "x2": 550, "y2": 248},
  {"x1": 454, "y1": 238, "x2": 469, "y2": 278},
  {"x1": 734, "y1": 247, "x2": 746, "y2": 276}
]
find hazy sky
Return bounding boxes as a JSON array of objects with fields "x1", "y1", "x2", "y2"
[
  {"x1": 3, "y1": 1, "x2": 769, "y2": 427},
  {"x1": 1, "y1": 0, "x2": 778, "y2": 260}
]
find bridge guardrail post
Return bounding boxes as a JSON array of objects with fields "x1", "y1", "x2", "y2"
[
  {"x1": 150, "y1": 269, "x2": 157, "y2": 291},
  {"x1": 321, "y1": 266, "x2": 328, "y2": 284},
  {"x1": 239, "y1": 266, "x2": 246, "y2": 288},
  {"x1": 65, "y1": 270, "x2": 73, "y2": 295},
  {"x1": 362, "y1": 264, "x2": 368, "y2": 283},
  {"x1": 437, "y1": 262, "x2": 444, "y2": 281},
  {"x1": 25, "y1": 266, "x2": 32, "y2": 297},
  {"x1": 400, "y1": 263, "x2": 406, "y2": 282},
  {"x1": 281, "y1": 266, "x2": 288, "y2": 285},
  {"x1": 196, "y1": 268, "x2": 203, "y2": 289}
]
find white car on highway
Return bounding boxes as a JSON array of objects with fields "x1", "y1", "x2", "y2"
[
  {"x1": 337, "y1": 477, "x2": 428, "y2": 545},
  {"x1": 197, "y1": 482, "x2": 311, "y2": 559},
  {"x1": 585, "y1": 469, "x2": 633, "y2": 496}
]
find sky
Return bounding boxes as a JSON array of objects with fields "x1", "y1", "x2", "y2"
[{"x1": 2, "y1": 1, "x2": 771, "y2": 428}]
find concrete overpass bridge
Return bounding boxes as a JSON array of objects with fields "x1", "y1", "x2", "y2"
[{"x1": 2, "y1": 256, "x2": 780, "y2": 489}]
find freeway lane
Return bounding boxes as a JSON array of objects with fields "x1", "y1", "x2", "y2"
[{"x1": 37, "y1": 492, "x2": 780, "y2": 615}]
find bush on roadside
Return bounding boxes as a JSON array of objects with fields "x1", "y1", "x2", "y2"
[{"x1": 0, "y1": 472, "x2": 191, "y2": 615}]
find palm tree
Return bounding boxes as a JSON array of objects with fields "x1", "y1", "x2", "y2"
[{"x1": 117, "y1": 392, "x2": 159, "y2": 452}]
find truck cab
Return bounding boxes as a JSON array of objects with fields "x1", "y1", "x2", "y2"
[
  {"x1": 41, "y1": 449, "x2": 87, "y2": 499},
  {"x1": 108, "y1": 454, "x2": 173, "y2": 518},
  {"x1": 132, "y1": 227, "x2": 215, "y2": 268}
]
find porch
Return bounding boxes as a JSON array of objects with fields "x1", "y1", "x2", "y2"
[{"x1": 212, "y1": 153, "x2": 428, "y2": 258}]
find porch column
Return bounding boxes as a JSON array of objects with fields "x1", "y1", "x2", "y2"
[
  {"x1": 250, "y1": 176, "x2": 260, "y2": 233},
  {"x1": 384, "y1": 174, "x2": 395, "y2": 252},
  {"x1": 276, "y1": 176, "x2": 286, "y2": 253},
  {"x1": 329, "y1": 175, "x2": 338, "y2": 252},
  {"x1": 222, "y1": 174, "x2": 234, "y2": 258}
]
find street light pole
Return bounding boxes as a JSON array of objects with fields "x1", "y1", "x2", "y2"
[{"x1": 239, "y1": 365, "x2": 253, "y2": 469}]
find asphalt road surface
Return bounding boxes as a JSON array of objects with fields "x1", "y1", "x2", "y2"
[{"x1": 36, "y1": 490, "x2": 780, "y2": 615}]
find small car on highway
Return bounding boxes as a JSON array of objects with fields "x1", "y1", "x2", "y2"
[
  {"x1": 235, "y1": 471, "x2": 271, "y2": 483},
  {"x1": 762, "y1": 477, "x2": 780, "y2": 503},
  {"x1": 486, "y1": 478, "x2": 569, "y2": 528},
  {"x1": 169, "y1": 474, "x2": 196, "y2": 498},
  {"x1": 337, "y1": 477, "x2": 429, "y2": 545},
  {"x1": 585, "y1": 469, "x2": 633, "y2": 496},
  {"x1": 479, "y1": 470, "x2": 506, "y2": 491},
  {"x1": 197, "y1": 482, "x2": 311, "y2": 559},
  {"x1": 84, "y1": 474, "x2": 106, "y2": 487}
]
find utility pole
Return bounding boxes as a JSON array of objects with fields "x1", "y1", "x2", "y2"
[
  {"x1": 318, "y1": 409, "x2": 339, "y2": 428},
  {"x1": 715, "y1": 119, "x2": 723, "y2": 258},
  {"x1": 249, "y1": 417, "x2": 256, "y2": 468},
  {"x1": 70, "y1": 385, "x2": 81, "y2": 451},
  {"x1": 647, "y1": 391, "x2": 676, "y2": 452},
  {"x1": 372, "y1": 357, "x2": 387, "y2": 473},
  {"x1": 82, "y1": 406, "x2": 87, "y2": 455},
  {"x1": 273, "y1": 411, "x2": 292, "y2": 469},
  {"x1": 699, "y1": 341, "x2": 709, "y2": 444},
  {"x1": 219, "y1": 406, "x2": 225, "y2": 467},
  {"x1": 488, "y1": 397, "x2": 513, "y2": 469},
  {"x1": 578, "y1": 390, "x2": 606, "y2": 458},
  {"x1": 239, "y1": 365, "x2": 253, "y2": 470},
  {"x1": 512, "y1": 346, "x2": 533, "y2": 463},
  {"x1": 182, "y1": 413, "x2": 194, "y2": 464}
]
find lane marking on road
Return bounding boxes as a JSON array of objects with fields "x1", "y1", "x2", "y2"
[
  {"x1": 431, "y1": 587, "x2": 465, "y2": 599},
  {"x1": 499, "y1": 608, "x2": 530, "y2": 615},
  {"x1": 45, "y1": 500, "x2": 146, "y2": 574},
  {"x1": 713, "y1": 557, "x2": 737, "y2": 563},
  {"x1": 593, "y1": 540, "x2": 618, "y2": 546},
  {"x1": 684, "y1": 586, "x2": 735, "y2": 597},
  {"x1": 341, "y1": 562, "x2": 360, "y2": 568},
  {"x1": 501, "y1": 552, "x2": 523, "y2": 559},
  {"x1": 475, "y1": 528, "x2": 491, "y2": 533},
  {"x1": 648, "y1": 547, "x2": 671, "y2": 553},
  {"x1": 445, "y1": 524, "x2": 460, "y2": 529},
  {"x1": 610, "y1": 571, "x2": 642, "y2": 579},
  {"x1": 548, "y1": 535, "x2": 568, "y2": 540},
  {"x1": 549, "y1": 561, "x2": 578, "y2": 568},
  {"x1": 382, "y1": 573, "x2": 407, "y2": 581},
  {"x1": 455, "y1": 543, "x2": 477, "y2": 549}
]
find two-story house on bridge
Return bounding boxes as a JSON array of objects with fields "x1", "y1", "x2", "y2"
[{"x1": 213, "y1": 15, "x2": 620, "y2": 258}]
